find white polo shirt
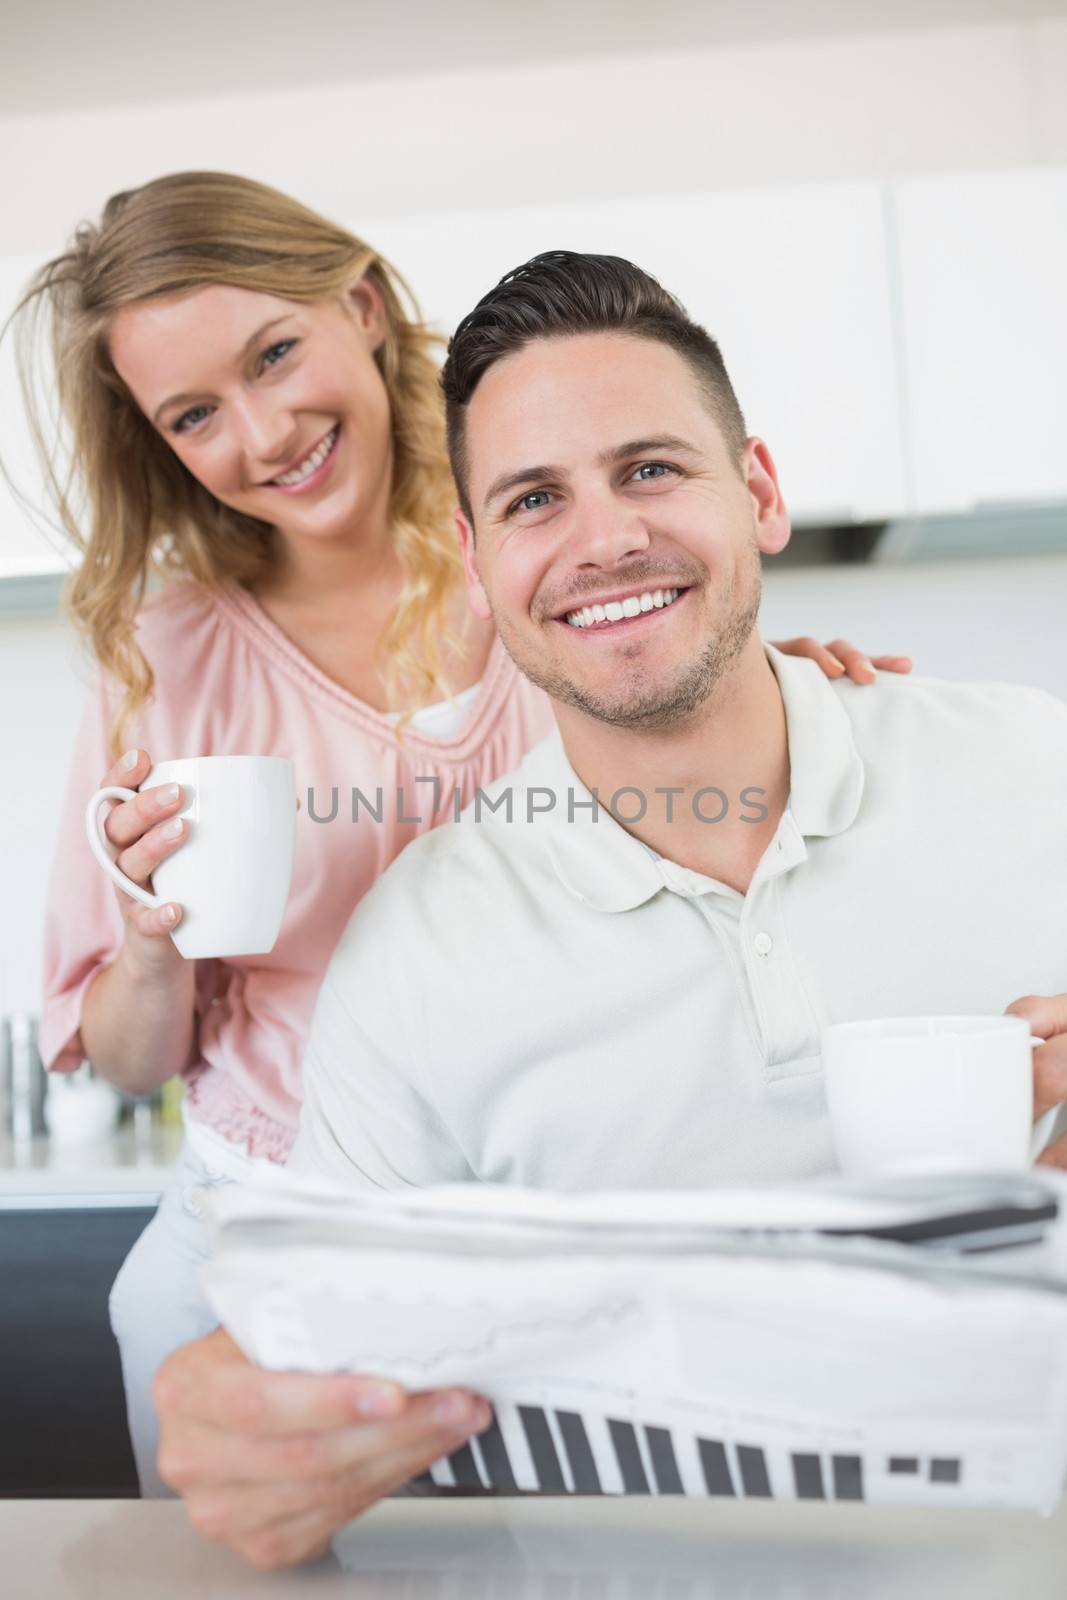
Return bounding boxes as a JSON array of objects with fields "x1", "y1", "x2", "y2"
[{"x1": 292, "y1": 647, "x2": 1067, "y2": 1191}]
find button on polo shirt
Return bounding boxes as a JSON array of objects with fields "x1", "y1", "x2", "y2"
[{"x1": 294, "y1": 648, "x2": 1067, "y2": 1195}]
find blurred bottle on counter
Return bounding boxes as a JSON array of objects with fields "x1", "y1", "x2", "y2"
[
  {"x1": 45, "y1": 1059, "x2": 122, "y2": 1147},
  {"x1": 1, "y1": 1012, "x2": 48, "y2": 1145},
  {"x1": 158, "y1": 1073, "x2": 185, "y2": 1127}
]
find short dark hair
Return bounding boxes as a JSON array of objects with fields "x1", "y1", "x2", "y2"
[{"x1": 440, "y1": 250, "x2": 747, "y2": 522}]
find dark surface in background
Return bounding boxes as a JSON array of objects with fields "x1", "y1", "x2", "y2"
[
  {"x1": 773, "y1": 523, "x2": 886, "y2": 567},
  {"x1": 0, "y1": 1206, "x2": 153, "y2": 1497}
]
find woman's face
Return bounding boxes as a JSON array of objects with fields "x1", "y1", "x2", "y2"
[{"x1": 109, "y1": 279, "x2": 394, "y2": 548}]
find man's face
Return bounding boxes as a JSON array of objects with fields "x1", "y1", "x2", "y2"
[{"x1": 456, "y1": 332, "x2": 790, "y2": 730}]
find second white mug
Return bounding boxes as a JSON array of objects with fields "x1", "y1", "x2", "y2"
[
  {"x1": 85, "y1": 755, "x2": 296, "y2": 960},
  {"x1": 823, "y1": 1014, "x2": 1058, "y2": 1177}
]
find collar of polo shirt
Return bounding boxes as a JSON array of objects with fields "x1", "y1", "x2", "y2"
[{"x1": 537, "y1": 644, "x2": 865, "y2": 915}]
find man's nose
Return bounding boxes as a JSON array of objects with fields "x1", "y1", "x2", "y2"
[{"x1": 568, "y1": 494, "x2": 652, "y2": 567}]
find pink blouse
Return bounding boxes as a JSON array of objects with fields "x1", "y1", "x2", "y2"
[{"x1": 41, "y1": 579, "x2": 554, "y2": 1160}]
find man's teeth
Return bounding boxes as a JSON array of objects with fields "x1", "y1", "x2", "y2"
[
  {"x1": 564, "y1": 588, "x2": 682, "y2": 628},
  {"x1": 270, "y1": 427, "x2": 338, "y2": 486}
]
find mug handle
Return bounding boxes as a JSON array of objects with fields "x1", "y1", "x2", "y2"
[
  {"x1": 1030, "y1": 1035, "x2": 1060, "y2": 1162},
  {"x1": 84, "y1": 787, "x2": 165, "y2": 911}
]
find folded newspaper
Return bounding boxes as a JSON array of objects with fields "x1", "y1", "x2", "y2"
[{"x1": 202, "y1": 1170, "x2": 1067, "y2": 1513}]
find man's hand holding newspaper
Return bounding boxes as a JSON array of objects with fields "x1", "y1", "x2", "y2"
[{"x1": 154, "y1": 1330, "x2": 491, "y2": 1569}]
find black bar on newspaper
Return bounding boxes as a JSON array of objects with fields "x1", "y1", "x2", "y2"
[
  {"x1": 519, "y1": 1406, "x2": 566, "y2": 1491},
  {"x1": 607, "y1": 1420, "x2": 651, "y2": 1494},
  {"x1": 832, "y1": 1455, "x2": 864, "y2": 1501},
  {"x1": 555, "y1": 1411, "x2": 602, "y2": 1494},
  {"x1": 737, "y1": 1444, "x2": 773, "y2": 1498},
  {"x1": 477, "y1": 1410, "x2": 518, "y2": 1491},
  {"x1": 645, "y1": 1426, "x2": 685, "y2": 1494},
  {"x1": 448, "y1": 1444, "x2": 483, "y2": 1489},
  {"x1": 792, "y1": 1453, "x2": 826, "y2": 1500},
  {"x1": 697, "y1": 1437, "x2": 736, "y2": 1496}
]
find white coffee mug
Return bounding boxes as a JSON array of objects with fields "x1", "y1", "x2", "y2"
[
  {"x1": 822, "y1": 1014, "x2": 1059, "y2": 1177},
  {"x1": 85, "y1": 755, "x2": 296, "y2": 960}
]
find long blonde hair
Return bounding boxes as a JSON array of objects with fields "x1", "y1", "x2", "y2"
[{"x1": 12, "y1": 171, "x2": 464, "y2": 752}]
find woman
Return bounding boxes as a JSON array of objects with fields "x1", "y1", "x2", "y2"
[{"x1": 18, "y1": 171, "x2": 910, "y2": 1494}]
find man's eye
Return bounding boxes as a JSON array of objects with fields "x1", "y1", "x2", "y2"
[
  {"x1": 262, "y1": 339, "x2": 296, "y2": 368},
  {"x1": 173, "y1": 405, "x2": 211, "y2": 434},
  {"x1": 634, "y1": 462, "x2": 675, "y2": 481},
  {"x1": 514, "y1": 490, "x2": 552, "y2": 514}
]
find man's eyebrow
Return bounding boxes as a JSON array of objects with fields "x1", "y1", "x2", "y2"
[
  {"x1": 482, "y1": 436, "x2": 702, "y2": 511},
  {"x1": 483, "y1": 464, "x2": 565, "y2": 512},
  {"x1": 598, "y1": 435, "x2": 703, "y2": 464},
  {"x1": 152, "y1": 315, "x2": 294, "y2": 423}
]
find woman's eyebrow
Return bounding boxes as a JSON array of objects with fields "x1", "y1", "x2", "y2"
[{"x1": 152, "y1": 316, "x2": 294, "y2": 422}]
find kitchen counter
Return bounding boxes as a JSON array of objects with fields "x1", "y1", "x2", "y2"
[
  {"x1": 5, "y1": 1493, "x2": 1067, "y2": 1599},
  {"x1": 0, "y1": 1119, "x2": 181, "y2": 1206}
]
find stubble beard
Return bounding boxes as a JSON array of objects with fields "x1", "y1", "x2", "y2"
[{"x1": 493, "y1": 542, "x2": 763, "y2": 731}]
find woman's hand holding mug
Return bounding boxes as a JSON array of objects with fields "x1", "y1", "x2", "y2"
[
  {"x1": 89, "y1": 748, "x2": 191, "y2": 974},
  {"x1": 85, "y1": 752, "x2": 296, "y2": 961}
]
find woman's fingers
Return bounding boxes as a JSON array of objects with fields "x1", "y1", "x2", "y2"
[
  {"x1": 123, "y1": 897, "x2": 183, "y2": 939},
  {"x1": 772, "y1": 638, "x2": 914, "y2": 684},
  {"x1": 115, "y1": 810, "x2": 187, "y2": 890},
  {"x1": 822, "y1": 638, "x2": 877, "y2": 682},
  {"x1": 99, "y1": 748, "x2": 149, "y2": 790},
  {"x1": 99, "y1": 750, "x2": 186, "y2": 854},
  {"x1": 771, "y1": 637, "x2": 846, "y2": 676},
  {"x1": 823, "y1": 641, "x2": 912, "y2": 681},
  {"x1": 94, "y1": 750, "x2": 186, "y2": 929},
  {"x1": 868, "y1": 654, "x2": 913, "y2": 673},
  {"x1": 104, "y1": 780, "x2": 186, "y2": 853}
]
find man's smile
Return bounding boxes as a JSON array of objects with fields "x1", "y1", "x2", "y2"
[{"x1": 557, "y1": 585, "x2": 691, "y2": 633}]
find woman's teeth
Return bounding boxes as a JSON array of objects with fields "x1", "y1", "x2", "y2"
[
  {"x1": 270, "y1": 426, "x2": 338, "y2": 487},
  {"x1": 565, "y1": 588, "x2": 683, "y2": 629}
]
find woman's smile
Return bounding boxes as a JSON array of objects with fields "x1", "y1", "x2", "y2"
[{"x1": 263, "y1": 423, "x2": 341, "y2": 495}]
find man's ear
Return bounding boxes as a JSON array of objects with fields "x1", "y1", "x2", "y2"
[
  {"x1": 743, "y1": 437, "x2": 791, "y2": 557},
  {"x1": 455, "y1": 508, "x2": 492, "y2": 620}
]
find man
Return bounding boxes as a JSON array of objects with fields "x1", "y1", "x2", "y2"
[{"x1": 154, "y1": 252, "x2": 1067, "y2": 1568}]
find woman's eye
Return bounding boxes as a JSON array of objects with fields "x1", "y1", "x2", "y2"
[
  {"x1": 173, "y1": 405, "x2": 211, "y2": 434},
  {"x1": 634, "y1": 462, "x2": 675, "y2": 481},
  {"x1": 514, "y1": 490, "x2": 552, "y2": 514},
  {"x1": 261, "y1": 339, "x2": 296, "y2": 369}
]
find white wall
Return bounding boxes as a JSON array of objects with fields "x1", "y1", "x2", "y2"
[
  {"x1": 0, "y1": 616, "x2": 92, "y2": 1018},
  {"x1": 759, "y1": 557, "x2": 1067, "y2": 696}
]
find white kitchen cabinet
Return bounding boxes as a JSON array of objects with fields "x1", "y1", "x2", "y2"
[
  {"x1": 365, "y1": 180, "x2": 908, "y2": 525},
  {"x1": 0, "y1": 253, "x2": 74, "y2": 581},
  {"x1": 893, "y1": 168, "x2": 1067, "y2": 515}
]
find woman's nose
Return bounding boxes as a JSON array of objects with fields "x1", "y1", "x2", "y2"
[{"x1": 234, "y1": 395, "x2": 298, "y2": 469}]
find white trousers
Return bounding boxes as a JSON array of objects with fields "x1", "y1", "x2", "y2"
[{"x1": 108, "y1": 1141, "x2": 229, "y2": 1497}]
